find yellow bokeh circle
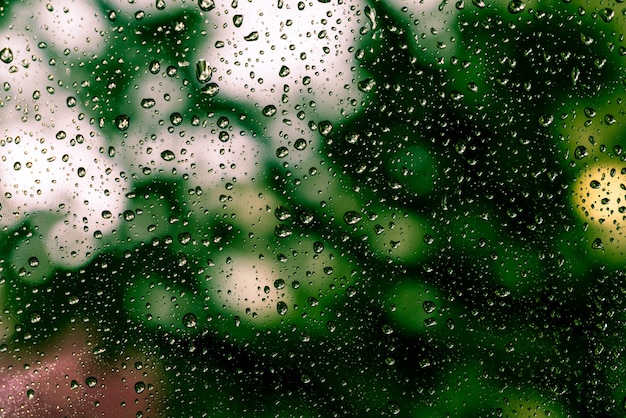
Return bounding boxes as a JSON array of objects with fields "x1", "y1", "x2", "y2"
[{"x1": 572, "y1": 163, "x2": 626, "y2": 260}]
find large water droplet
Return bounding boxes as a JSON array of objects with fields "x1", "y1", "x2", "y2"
[
  {"x1": 115, "y1": 114, "x2": 130, "y2": 131},
  {"x1": 244, "y1": 31, "x2": 259, "y2": 41},
  {"x1": 0, "y1": 48, "x2": 13, "y2": 64},
  {"x1": 183, "y1": 312, "x2": 197, "y2": 328},
  {"x1": 195, "y1": 59, "x2": 212, "y2": 83},
  {"x1": 198, "y1": 0, "x2": 215, "y2": 11},
  {"x1": 276, "y1": 301, "x2": 288, "y2": 315},
  {"x1": 161, "y1": 150, "x2": 175, "y2": 161}
]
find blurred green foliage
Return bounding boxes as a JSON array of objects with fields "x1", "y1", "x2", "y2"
[{"x1": 1, "y1": 0, "x2": 626, "y2": 416}]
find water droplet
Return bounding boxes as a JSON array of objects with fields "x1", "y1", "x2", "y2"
[
  {"x1": 294, "y1": 138, "x2": 307, "y2": 150},
  {"x1": 274, "y1": 206, "x2": 291, "y2": 221},
  {"x1": 218, "y1": 131, "x2": 230, "y2": 142},
  {"x1": 233, "y1": 14, "x2": 243, "y2": 27},
  {"x1": 313, "y1": 241, "x2": 324, "y2": 253},
  {"x1": 161, "y1": 150, "x2": 175, "y2": 161},
  {"x1": 149, "y1": 60, "x2": 161, "y2": 74},
  {"x1": 318, "y1": 121, "x2": 333, "y2": 136},
  {"x1": 28, "y1": 257, "x2": 39, "y2": 267},
  {"x1": 584, "y1": 107, "x2": 596, "y2": 118},
  {"x1": 170, "y1": 112, "x2": 183, "y2": 126},
  {"x1": 195, "y1": 59, "x2": 212, "y2": 83},
  {"x1": 201, "y1": 82, "x2": 220, "y2": 96},
  {"x1": 346, "y1": 286, "x2": 357, "y2": 297},
  {"x1": 357, "y1": 78, "x2": 376, "y2": 93},
  {"x1": 115, "y1": 114, "x2": 130, "y2": 131},
  {"x1": 262, "y1": 105, "x2": 277, "y2": 117},
  {"x1": 141, "y1": 98, "x2": 156, "y2": 109},
  {"x1": 274, "y1": 279, "x2": 285, "y2": 289},
  {"x1": 423, "y1": 301, "x2": 436, "y2": 314},
  {"x1": 472, "y1": 0, "x2": 485, "y2": 8},
  {"x1": 590, "y1": 180, "x2": 601, "y2": 189},
  {"x1": 198, "y1": 0, "x2": 215, "y2": 11},
  {"x1": 178, "y1": 232, "x2": 192, "y2": 244},
  {"x1": 276, "y1": 301, "x2": 288, "y2": 315},
  {"x1": 274, "y1": 224, "x2": 292, "y2": 238},
  {"x1": 599, "y1": 8, "x2": 614, "y2": 23},
  {"x1": 574, "y1": 146, "x2": 588, "y2": 159},
  {"x1": 77, "y1": 167, "x2": 86, "y2": 178},
  {"x1": 183, "y1": 312, "x2": 197, "y2": 328},
  {"x1": 123, "y1": 210, "x2": 135, "y2": 221},
  {"x1": 276, "y1": 146, "x2": 289, "y2": 158},
  {"x1": 604, "y1": 114, "x2": 616, "y2": 125},
  {"x1": 592, "y1": 238, "x2": 603, "y2": 250},
  {"x1": 538, "y1": 114, "x2": 553, "y2": 127},
  {"x1": 507, "y1": 0, "x2": 525, "y2": 13},
  {"x1": 0, "y1": 48, "x2": 13, "y2": 64},
  {"x1": 85, "y1": 377, "x2": 98, "y2": 388},
  {"x1": 134, "y1": 381, "x2": 146, "y2": 394},
  {"x1": 343, "y1": 211, "x2": 362, "y2": 225},
  {"x1": 26, "y1": 389, "x2": 35, "y2": 399},
  {"x1": 29, "y1": 312, "x2": 41, "y2": 324},
  {"x1": 102, "y1": 210, "x2": 113, "y2": 219},
  {"x1": 66, "y1": 96, "x2": 77, "y2": 107},
  {"x1": 326, "y1": 321, "x2": 337, "y2": 332},
  {"x1": 279, "y1": 65, "x2": 291, "y2": 77},
  {"x1": 244, "y1": 32, "x2": 259, "y2": 41},
  {"x1": 13, "y1": 162, "x2": 21, "y2": 171}
]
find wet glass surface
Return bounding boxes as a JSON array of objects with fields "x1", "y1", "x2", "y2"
[{"x1": 1, "y1": 0, "x2": 626, "y2": 416}]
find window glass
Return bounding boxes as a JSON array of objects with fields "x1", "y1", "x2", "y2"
[{"x1": 0, "y1": 0, "x2": 625, "y2": 416}]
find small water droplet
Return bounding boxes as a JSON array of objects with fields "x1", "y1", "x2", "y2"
[
  {"x1": 134, "y1": 381, "x2": 146, "y2": 394},
  {"x1": 318, "y1": 121, "x2": 333, "y2": 136},
  {"x1": 584, "y1": 107, "x2": 596, "y2": 118},
  {"x1": 123, "y1": 210, "x2": 135, "y2": 221},
  {"x1": 161, "y1": 150, "x2": 175, "y2": 161},
  {"x1": 0, "y1": 48, "x2": 13, "y2": 64},
  {"x1": 294, "y1": 138, "x2": 307, "y2": 150},
  {"x1": 244, "y1": 31, "x2": 259, "y2": 41},
  {"x1": 85, "y1": 377, "x2": 98, "y2": 388},
  {"x1": 276, "y1": 301, "x2": 288, "y2": 315},
  {"x1": 274, "y1": 224, "x2": 292, "y2": 238},
  {"x1": 198, "y1": 0, "x2": 215, "y2": 11},
  {"x1": 183, "y1": 312, "x2": 197, "y2": 328},
  {"x1": 178, "y1": 232, "x2": 192, "y2": 245},
  {"x1": 590, "y1": 180, "x2": 601, "y2": 189},
  {"x1": 195, "y1": 59, "x2": 212, "y2": 83},
  {"x1": 538, "y1": 114, "x2": 553, "y2": 127},
  {"x1": 599, "y1": 7, "x2": 614, "y2": 22},
  {"x1": 26, "y1": 389, "x2": 35, "y2": 399},
  {"x1": 13, "y1": 162, "x2": 21, "y2": 171},
  {"x1": 77, "y1": 167, "x2": 86, "y2": 178},
  {"x1": 29, "y1": 312, "x2": 41, "y2": 324},
  {"x1": 276, "y1": 146, "x2": 289, "y2": 158},
  {"x1": 507, "y1": 0, "x2": 525, "y2": 13},
  {"x1": 279, "y1": 65, "x2": 291, "y2": 77},
  {"x1": 233, "y1": 14, "x2": 243, "y2": 27},
  {"x1": 357, "y1": 78, "x2": 376, "y2": 93},
  {"x1": 387, "y1": 401, "x2": 401, "y2": 415},
  {"x1": 149, "y1": 60, "x2": 161, "y2": 74},
  {"x1": 423, "y1": 301, "x2": 437, "y2": 314},
  {"x1": 170, "y1": 112, "x2": 183, "y2": 126},
  {"x1": 141, "y1": 98, "x2": 156, "y2": 109},
  {"x1": 201, "y1": 82, "x2": 220, "y2": 96},
  {"x1": 574, "y1": 146, "x2": 588, "y2": 159},
  {"x1": 115, "y1": 115, "x2": 130, "y2": 131},
  {"x1": 262, "y1": 105, "x2": 277, "y2": 117},
  {"x1": 343, "y1": 211, "x2": 362, "y2": 225},
  {"x1": 313, "y1": 241, "x2": 324, "y2": 253},
  {"x1": 66, "y1": 96, "x2": 77, "y2": 107}
]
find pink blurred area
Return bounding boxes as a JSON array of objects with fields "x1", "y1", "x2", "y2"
[{"x1": 0, "y1": 327, "x2": 165, "y2": 417}]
